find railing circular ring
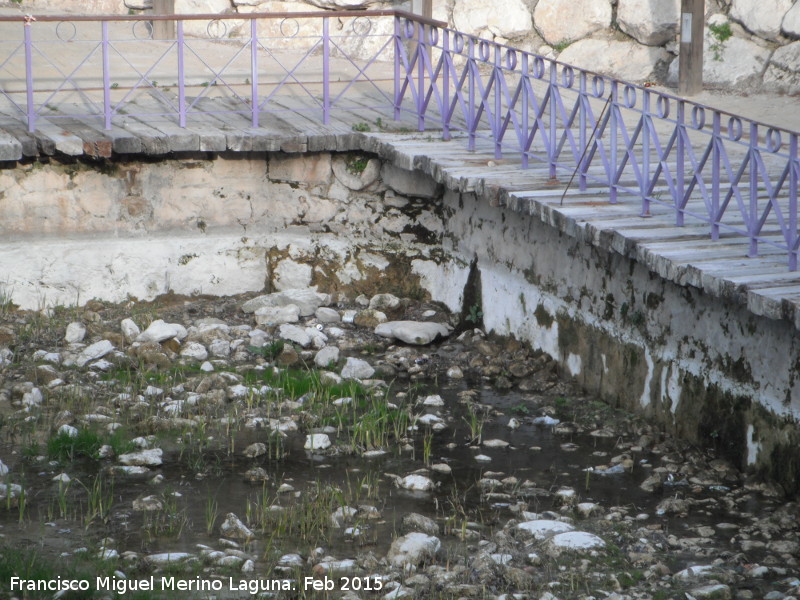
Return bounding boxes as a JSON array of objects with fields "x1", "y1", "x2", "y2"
[
  {"x1": 403, "y1": 19, "x2": 416, "y2": 40},
  {"x1": 352, "y1": 16, "x2": 372, "y2": 36},
  {"x1": 453, "y1": 32, "x2": 465, "y2": 53},
  {"x1": 623, "y1": 84, "x2": 637, "y2": 108},
  {"x1": 561, "y1": 66, "x2": 575, "y2": 88},
  {"x1": 56, "y1": 21, "x2": 77, "y2": 42},
  {"x1": 478, "y1": 40, "x2": 491, "y2": 62},
  {"x1": 727, "y1": 116, "x2": 743, "y2": 141},
  {"x1": 767, "y1": 128, "x2": 783, "y2": 152},
  {"x1": 592, "y1": 75, "x2": 605, "y2": 98},
  {"x1": 279, "y1": 18, "x2": 300, "y2": 38},
  {"x1": 132, "y1": 20, "x2": 153, "y2": 41},
  {"x1": 207, "y1": 19, "x2": 228, "y2": 39},
  {"x1": 427, "y1": 25, "x2": 439, "y2": 47},
  {"x1": 505, "y1": 49, "x2": 517, "y2": 71},
  {"x1": 691, "y1": 106, "x2": 706, "y2": 130},
  {"x1": 532, "y1": 56, "x2": 545, "y2": 79},
  {"x1": 656, "y1": 95, "x2": 670, "y2": 119}
]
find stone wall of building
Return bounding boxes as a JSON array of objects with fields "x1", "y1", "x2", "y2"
[{"x1": 9, "y1": 0, "x2": 800, "y2": 93}]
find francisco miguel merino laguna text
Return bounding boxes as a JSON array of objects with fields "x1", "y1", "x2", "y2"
[{"x1": 10, "y1": 576, "x2": 297, "y2": 594}]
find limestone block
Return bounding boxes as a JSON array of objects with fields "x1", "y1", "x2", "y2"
[
  {"x1": 331, "y1": 156, "x2": 382, "y2": 191},
  {"x1": 783, "y1": 3, "x2": 800, "y2": 38},
  {"x1": 558, "y1": 38, "x2": 668, "y2": 83},
  {"x1": 764, "y1": 42, "x2": 800, "y2": 92},
  {"x1": 666, "y1": 33, "x2": 770, "y2": 89},
  {"x1": 452, "y1": 0, "x2": 532, "y2": 38},
  {"x1": 381, "y1": 164, "x2": 439, "y2": 199},
  {"x1": 617, "y1": 0, "x2": 680, "y2": 46},
  {"x1": 269, "y1": 154, "x2": 332, "y2": 186},
  {"x1": 273, "y1": 259, "x2": 313, "y2": 291},
  {"x1": 730, "y1": 0, "x2": 792, "y2": 41},
  {"x1": 533, "y1": 0, "x2": 612, "y2": 46}
]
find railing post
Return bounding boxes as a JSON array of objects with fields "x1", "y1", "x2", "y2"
[
  {"x1": 177, "y1": 20, "x2": 186, "y2": 128},
  {"x1": 24, "y1": 21, "x2": 35, "y2": 133},
  {"x1": 748, "y1": 123, "x2": 759, "y2": 257},
  {"x1": 321, "y1": 18, "x2": 330, "y2": 125},
  {"x1": 521, "y1": 53, "x2": 529, "y2": 169},
  {"x1": 102, "y1": 21, "x2": 111, "y2": 130},
  {"x1": 417, "y1": 21, "x2": 425, "y2": 131},
  {"x1": 609, "y1": 80, "x2": 619, "y2": 203},
  {"x1": 790, "y1": 133, "x2": 798, "y2": 271},
  {"x1": 468, "y1": 37, "x2": 476, "y2": 152},
  {"x1": 548, "y1": 62, "x2": 557, "y2": 178},
  {"x1": 394, "y1": 16, "x2": 401, "y2": 121},
  {"x1": 578, "y1": 72, "x2": 587, "y2": 189},
  {"x1": 711, "y1": 111, "x2": 721, "y2": 240},
  {"x1": 676, "y1": 100, "x2": 686, "y2": 225},
  {"x1": 641, "y1": 90, "x2": 651, "y2": 216},
  {"x1": 249, "y1": 19, "x2": 258, "y2": 128},
  {"x1": 494, "y1": 44, "x2": 502, "y2": 159},
  {"x1": 442, "y1": 29, "x2": 450, "y2": 141}
]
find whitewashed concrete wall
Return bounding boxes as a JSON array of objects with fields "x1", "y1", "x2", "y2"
[{"x1": 13, "y1": 0, "x2": 800, "y2": 93}]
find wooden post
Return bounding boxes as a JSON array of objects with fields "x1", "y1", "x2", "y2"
[
  {"x1": 152, "y1": 0, "x2": 175, "y2": 40},
  {"x1": 412, "y1": 0, "x2": 432, "y2": 19},
  {"x1": 678, "y1": 0, "x2": 704, "y2": 95}
]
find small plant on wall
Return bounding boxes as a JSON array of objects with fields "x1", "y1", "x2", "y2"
[{"x1": 708, "y1": 21, "x2": 732, "y2": 61}]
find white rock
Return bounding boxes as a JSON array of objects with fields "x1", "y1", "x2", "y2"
[
  {"x1": 374, "y1": 321, "x2": 450, "y2": 345},
  {"x1": 387, "y1": 532, "x2": 441, "y2": 568},
  {"x1": 136, "y1": 320, "x2": 186, "y2": 343},
  {"x1": 208, "y1": 338, "x2": 231, "y2": 358},
  {"x1": 315, "y1": 307, "x2": 341, "y2": 323},
  {"x1": 76, "y1": 340, "x2": 114, "y2": 367},
  {"x1": 452, "y1": 0, "x2": 532, "y2": 38},
  {"x1": 58, "y1": 424, "x2": 79, "y2": 438},
  {"x1": 559, "y1": 38, "x2": 668, "y2": 82},
  {"x1": 483, "y1": 439, "x2": 509, "y2": 448},
  {"x1": 180, "y1": 341, "x2": 208, "y2": 361},
  {"x1": 118, "y1": 448, "x2": 163, "y2": 467},
  {"x1": 244, "y1": 443, "x2": 266, "y2": 458},
  {"x1": 200, "y1": 361, "x2": 214, "y2": 372},
  {"x1": 53, "y1": 473, "x2": 70, "y2": 483},
  {"x1": 305, "y1": 327, "x2": 328, "y2": 350},
  {"x1": 220, "y1": 512, "x2": 254, "y2": 540},
  {"x1": 304, "y1": 433, "x2": 332, "y2": 451},
  {"x1": 784, "y1": 2, "x2": 800, "y2": 36},
  {"x1": 145, "y1": 552, "x2": 193, "y2": 565},
  {"x1": 475, "y1": 454, "x2": 492, "y2": 463},
  {"x1": 255, "y1": 304, "x2": 300, "y2": 326},
  {"x1": 617, "y1": 0, "x2": 680, "y2": 46},
  {"x1": 517, "y1": 519, "x2": 575, "y2": 540},
  {"x1": 22, "y1": 388, "x2": 44, "y2": 408},
  {"x1": 341, "y1": 357, "x2": 375, "y2": 380},
  {"x1": 278, "y1": 324, "x2": 311, "y2": 348},
  {"x1": 65, "y1": 322, "x2": 86, "y2": 343},
  {"x1": 314, "y1": 558, "x2": 359, "y2": 574},
  {"x1": 133, "y1": 495, "x2": 164, "y2": 511},
  {"x1": 447, "y1": 366, "x2": 464, "y2": 379},
  {"x1": 120, "y1": 318, "x2": 140, "y2": 343},
  {"x1": 667, "y1": 33, "x2": 770, "y2": 89},
  {"x1": 0, "y1": 460, "x2": 8, "y2": 476},
  {"x1": 398, "y1": 474, "x2": 434, "y2": 492},
  {"x1": 731, "y1": 0, "x2": 792, "y2": 41},
  {"x1": 545, "y1": 531, "x2": 606, "y2": 555},
  {"x1": 763, "y1": 41, "x2": 800, "y2": 92},
  {"x1": 673, "y1": 565, "x2": 716, "y2": 581},
  {"x1": 242, "y1": 288, "x2": 330, "y2": 317},
  {"x1": 314, "y1": 346, "x2": 340, "y2": 368},
  {"x1": 369, "y1": 293, "x2": 401, "y2": 311},
  {"x1": 273, "y1": 259, "x2": 313, "y2": 291},
  {"x1": 533, "y1": 0, "x2": 612, "y2": 46},
  {"x1": 422, "y1": 394, "x2": 444, "y2": 407}
]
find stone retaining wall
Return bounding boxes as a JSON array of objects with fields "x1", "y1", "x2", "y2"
[
  {"x1": 2, "y1": 147, "x2": 798, "y2": 494},
  {"x1": 10, "y1": 0, "x2": 800, "y2": 93}
]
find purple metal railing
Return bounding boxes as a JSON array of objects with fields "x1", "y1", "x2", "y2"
[{"x1": 0, "y1": 11, "x2": 798, "y2": 269}]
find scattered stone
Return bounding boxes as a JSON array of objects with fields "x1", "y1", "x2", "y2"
[
  {"x1": 76, "y1": 340, "x2": 114, "y2": 367},
  {"x1": 398, "y1": 474, "x2": 435, "y2": 492},
  {"x1": 402, "y1": 513, "x2": 440, "y2": 536},
  {"x1": 341, "y1": 357, "x2": 375, "y2": 380},
  {"x1": 220, "y1": 513, "x2": 254, "y2": 540},
  {"x1": 387, "y1": 532, "x2": 441, "y2": 568},
  {"x1": 517, "y1": 519, "x2": 575, "y2": 540},
  {"x1": 278, "y1": 324, "x2": 312, "y2": 348},
  {"x1": 545, "y1": 531, "x2": 606, "y2": 556},
  {"x1": 136, "y1": 320, "x2": 186, "y2": 343},
  {"x1": 65, "y1": 322, "x2": 86, "y2": 343},
  {"x1": 242, "y1": 289, "x2": 330, "y2": 317},
  {"x1": 118, "y1": 448, "x2": 163, "y2": 467},
  {"x1": 244, "y1": 442, "x2": 266, "y2": 458},
  {"x1": 374, "y1": 321, "x2": 450, "y2": 345},
  {"x1": 315, "y1": 307, "x2": 341, "y2": 323},
  {"x1": 133, "y1": 495, "x2": 164, "y2": 511},
  {"x1": 120, "y1": 318, "x2": 140, "y2": 342},
  {"x1": 304, "y1": 433, "x2": 332, "y2": 451},
  {"x1": 255, "y1": 304, "x2": 300, "y2": 326}
]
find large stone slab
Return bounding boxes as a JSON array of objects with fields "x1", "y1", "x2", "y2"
[
  {"x1": 374, "y1": 321, "x2": 450, "y2": 345},
  {"x1": 559, "y1": 38, "x2": 669, "y2": 83},
  {"x1": 242, "y1": 288, "x2": 331, "y2": 317},
  {"x1": 617, "y1": 0, "x2": 680, "y2": 46},
  {"x1": 731, "y1": 0, "x2": 792, "y2": 41},
  {"x1": 533, "y1": 0, "x2": 612, "y2": 46}
]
